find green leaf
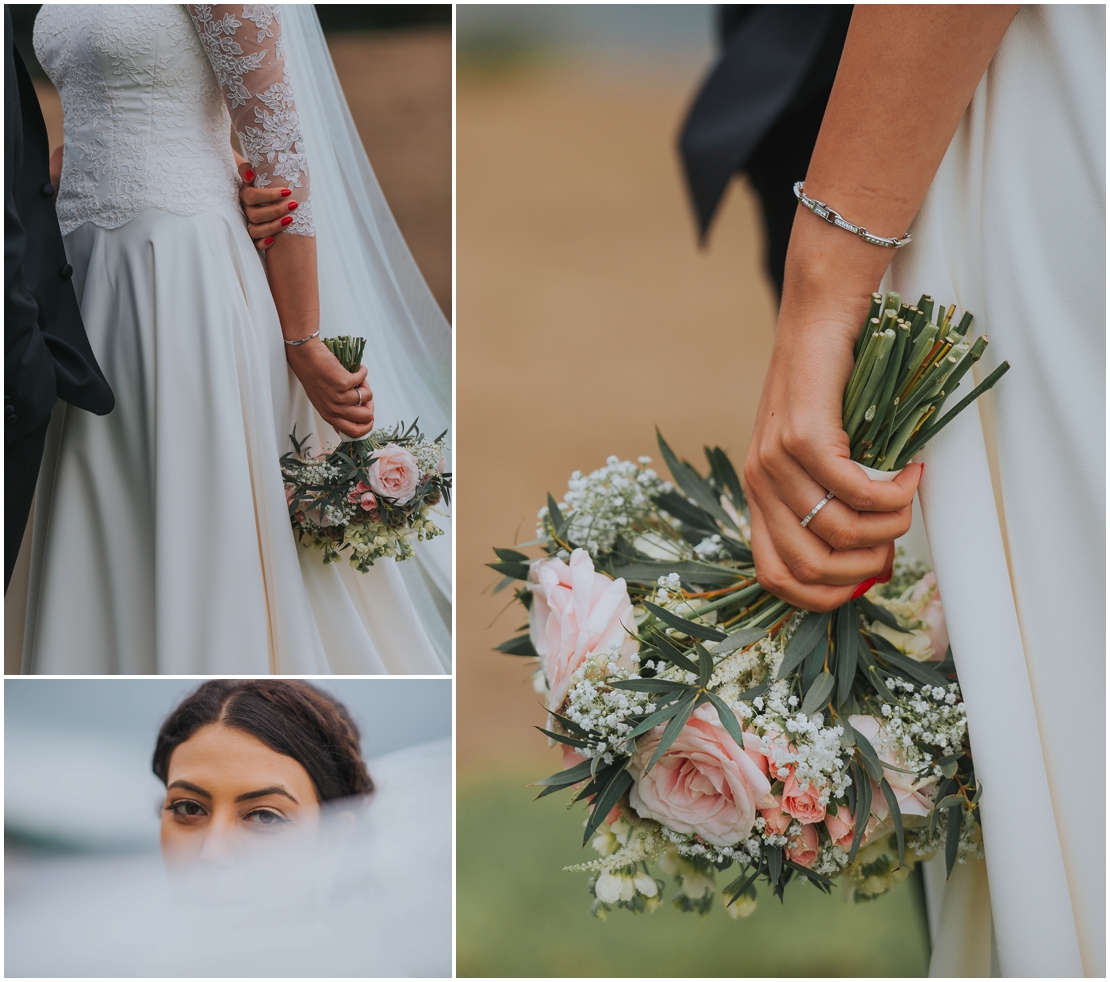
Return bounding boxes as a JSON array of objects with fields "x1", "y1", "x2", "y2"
[
  {"x1": 536, "y1": 727, "x2": 587, "y2": 748},
  {"x1": 848, "y1": 760, "x2": 872, "y2": 863},
  {"x1": 851, "y1": 725, "x2": 885, "y2": 784},
  {"x1": 800, "y1": 671, "x2": 835, "y2": 715},
  {"x1": 766, "y1": 844, "x2": 783, "y2": 886},
  {"x1": 712, "y1": 628, "x2": 767, "y2": 655},
  {"x1": 870, "y1": 638, "x2": 947, "y2": 687},
  {"x1": 777, "y1": 611, "x2": 831, "y2": 680},
  {"x1": 495, "y1": 634, "x2": 538, "y2": 657},
  {"x1": 609, "y1": 561, "x2": 736, "y2": 587},
  {"x1": 487, "y1": 561, "x2": 531, "y2": 580},
  {"x1": 493, "y1": 547, "x2": 530, "y2": 564},
  {"x1": 492, "y1": 575, "x2": 519, "y2": 595},
  {"x1": 626, "y1": 705, "x2": 687, "y2": 742},
  {"x1": 583, "y1": 768, "x2": 634, "y2": 845},
  {"x1": 704, "y1": 690, "x2": 747, "y2": 752},
  {"x1": 645, "y1": 630, "x2": 702, "y2": 675},
  {"x1": 642, "y1": 601, "x2": 727, "y2": 643},
  {"x1": 735, "y1": 677, "x2": 770, "y2": 703},
  {"x1": 935, "y1": 794, "x2": 964, "y2": 810},
  {"x1": 654, "y1": 490, "x2": 718, "y2": 533},
  {"x1": 856, "y1": 595, "x2": 910, "y2": 633},
  {"x1": 945, "y1": 800, "x2": 963, "y2": 877},
  {"x1": 657, "y1": 430, "x2": 741, "y2": 532},
  {"x1": 878, "y1": 777, "x2": 905, "y2": 867},
  {"x1": 610, "y1": 678, "x2": 692, "y2": 694},
  {"x1": 784, "y1": 860, "x2": 834, "y2": 892},
  {"x1": 546, "y1": 494, "x2": 565, "y2": 535},
  {"x1": 705, "y1": 445, "x2": 746, "y2": 511},
  {"x1": 695, "y1": 643, "x2": 713, "y2": 687},
  {"x1": 644, "y1": 691, "x2": 698, "y2": 774},
  {"x1": 837, "y1": 607, "x2": 859, "y2": 707},
  {"x1": 856, "y1": 639, "x2": 899, "y2": 703},
  {"x1": 723, "y1": 866, "x2": 760, "y2": 906},
  {"x1": 939, "y1": 755, "x2": 961, "y2": 780},
  {"x1": 533, "y1": 757, "x2": 594, "y2": 796}
]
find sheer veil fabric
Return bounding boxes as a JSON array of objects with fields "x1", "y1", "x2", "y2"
[
  {"x1": 20, "y1": 5, "x2": 450, "y2": 673},
  {"x1": 885, "y1": 6, "x2": 1104, "y2": 976}
]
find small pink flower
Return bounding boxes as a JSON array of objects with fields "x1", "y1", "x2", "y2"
[
  {"x1": 782, "y1": 770, "x2": 827, "y2": 825},
  {"x1": 359, "y1": 491, "x2": 377, "y2": 511},
  {"x1": 785, "y1": 823, "x2": 819, "y2": 867},
  {"x1": 348, "y1": 480, "x2": 372, "y2": 504},
  {"x1": 911, "y1": 572, "x2": 949, "y2": 661},
  {"x1": 437, "y1": 453, "x2": 446, "y2": 473},
  {"x1": 759, "y1": 797, "x2": 792, "y2": 835},
  {"x1": 824, "y1": 805, "x2": 855, "y2": 849}
]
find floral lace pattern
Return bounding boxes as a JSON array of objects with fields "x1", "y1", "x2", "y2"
[
  {"x1": 188, "y1": 5, "x2": 313, "y2": 235},
  {"x1": 33, "y1": 5, "x2": 240, "y2": 236}
]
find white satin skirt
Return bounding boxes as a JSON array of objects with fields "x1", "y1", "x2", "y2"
[
  {"x1": 21, "y1": 202, "x2": 448, "y2": 675},
  {"x1": 887, "y1": 6, "x2": 1104, "y2": 976}
]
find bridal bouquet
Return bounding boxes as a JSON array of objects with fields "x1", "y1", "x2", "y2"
[
  {"x1": 281, "y1": 336, "x2": 451, "y2": 571},
  {"x1": 491, "y1": 293, "x2": 1005, "y2": 918}
]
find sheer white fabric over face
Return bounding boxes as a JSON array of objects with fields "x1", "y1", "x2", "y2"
[{"x1": 187, "y1": 4, "x2": 314, "y2": 234}]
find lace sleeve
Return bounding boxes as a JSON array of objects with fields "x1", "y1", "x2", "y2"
[{"x1": 188, "y1": 4, "x2": 314, "y2": 235}]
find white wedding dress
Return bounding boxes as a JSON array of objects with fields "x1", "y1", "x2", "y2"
[
  {"x1": 22, "y1": 5, "x2": 451, "y2": 674},
  {"x1": 886, "y1": 6, "x2": 1104, "y2": 976}
]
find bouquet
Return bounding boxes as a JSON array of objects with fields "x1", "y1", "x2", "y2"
[
  {"x1": 281, "y1": 336, "x2": 451, "y2": 571},
  {"x1": 491, "y1": 292, "x2": 1006, "y2": 918}
]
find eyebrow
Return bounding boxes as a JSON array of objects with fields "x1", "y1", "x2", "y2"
[
  {"x1": 166, "y1": 780, "x2": 212, "y2": 798},
  {"x1": 234, "y1": 785, "x2": 299, "y2": 804}
]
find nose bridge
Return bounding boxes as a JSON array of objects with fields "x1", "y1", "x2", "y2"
[{"x1": 196, "y1": 807, "x2": 238, "y2": 866}]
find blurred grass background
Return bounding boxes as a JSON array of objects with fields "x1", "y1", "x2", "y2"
[
  {"x1": 458, "y1": 768, "x2": 930, "y2": 978},
  {"x1": 456, "y1": 5, "x2": 930, "y2": 976}
]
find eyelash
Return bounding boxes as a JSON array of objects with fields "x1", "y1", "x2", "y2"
[{"x1": 164, "y1": 800, "x2": 290, "y2": 826}]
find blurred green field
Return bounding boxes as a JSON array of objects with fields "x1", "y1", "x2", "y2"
[{"x1": 457, "y1": 767, "x2": 931, "y2": 978}]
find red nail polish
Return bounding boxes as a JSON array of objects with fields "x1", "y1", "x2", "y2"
[
  {"x1": 280, "y1": 188, "x2": 292, "y2": 197},
  {"x1": 851, "y1": 577, "x2": 878, "y2": 599},
  {"x1": 244, "y1": 170, "x2": 254, "y2": 182},
  {"x1": 877, "y1": 566, "x2": 894, "y2": 584},
  {"x1": 280, "y1": 215, "x2": 293, "y2": 226},
  {"x1": 264, "y1": 236, "x2": 274, "y2": 245},
  {"x1": 287, "y1": 200, "x2": 298, "y2": 211}
]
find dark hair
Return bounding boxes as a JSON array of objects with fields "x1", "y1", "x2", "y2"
[{"x1": 153, "y1": 680, "x2": 373, "y2": 802}]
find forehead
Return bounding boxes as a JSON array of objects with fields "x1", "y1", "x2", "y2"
[{"x1": 166, "y1": 724, "x2": 317, "y2": 800}]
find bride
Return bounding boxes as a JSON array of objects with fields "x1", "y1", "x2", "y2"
[{"x1": 20, "y1": 5, "x2": 451, "y2": 674}]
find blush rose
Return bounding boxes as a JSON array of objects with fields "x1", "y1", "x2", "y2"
[
  {"x1": 785, "y1": 822, "x2": 819, "y2": 868},
  {"x1": 528, "y1": 549, "x2": 638, "y2": 711},
  {"x1": 782, "y1": 769, "x2": 827, "y2": 825},
  {"x1": 367, "y1": 444, "x2": 420, "y2": 504},
  {"x1": 628, "y1": 705, "x2": 777, "y2": 848}
]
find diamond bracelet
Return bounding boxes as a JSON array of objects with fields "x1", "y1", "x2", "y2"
[{"x1": 793, "y1": 182, "x2": 912, "y2": 249}]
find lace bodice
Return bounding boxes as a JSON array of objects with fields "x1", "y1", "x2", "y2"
[{"x1": 33, "y1": 4, "x2": 313, "y2": 237}]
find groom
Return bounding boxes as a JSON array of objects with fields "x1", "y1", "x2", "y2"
[{"x1": 4, "y1": 9, "x2": 114, "y2": 592}]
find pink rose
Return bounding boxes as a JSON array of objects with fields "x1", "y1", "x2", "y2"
[
  {"x1": 782, "y1": 770, "x2": 827, "y2": 825},
  {"x1": 760, "y1": 797, "x2": 792, "y2": 836},
  {"x1": 359, "y1": 491, "x2": 377, "y2": 511},
  {"x1": 437, "y1": 453, "x2": 446, "y2": 473},
  {"x1": 628, "y1": 705, "x2": 777, "y2": 847},
  {"x1": 528, "y1": 549, "x2": 638, "y2": 711},
  {"x1": 911, "y1": 572, "x2": 949, "y2": 661},
  {"x1": 825, "y1": 805, "x2": 855, "y2": 849},
  {"x1": 367, "y1": 444, "x2": 420, "y2": 504},
  {"x1": 785, "y1": 823, "x2": 819, "y2": 868},
  {"x1": 849, "y1": 715, "x2": 936, "y2": 818}
]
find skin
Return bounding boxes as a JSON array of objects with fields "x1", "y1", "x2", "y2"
[
  {"x1": 160, "y1": 723, "x2": 321, "y2": 872},
  {"x1": 743, "y1": 5, "x2": 1019, "y2": 612},
  {"x1": 48, "y1": 144, "x2": 373, "y2": 439}
]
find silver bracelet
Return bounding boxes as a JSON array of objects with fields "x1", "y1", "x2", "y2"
[
  {"x1": 283, "y1": 329, "x2": 320, "y2": 347},
  {"x1": 793, "y1": 182, "x2": 912, "y2": 249}
]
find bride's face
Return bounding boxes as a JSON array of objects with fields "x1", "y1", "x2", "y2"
[{"x1": 160, "y1": 723, "x2": 321, "y2": 872}]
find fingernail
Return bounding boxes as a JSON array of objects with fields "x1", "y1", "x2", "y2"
[
  {"x1": 877, "y1": 566, "x2": 893, "y2": 584},
  {"x1": 280, "y1": 188, "x2": 292, "y2": 197},
  {"x1": 851, "y1": 577, "x2": 878, "y2": 599},
  {"x1": 244, "y1": 170, "x2": 254, "y2": 182},
  {"x1": 280, "y1": 216, "x2": 293, "y2": 226},
  {"x1": 287, "y1": 200, "x2": 298, "y2": 211},
  {"x1": 264, "y1": 236, "x2": 274, "y2": 245}
]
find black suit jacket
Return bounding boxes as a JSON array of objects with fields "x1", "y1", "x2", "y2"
[{"x1": 5, "y1": 7, "x2": 113, "y2": 445}]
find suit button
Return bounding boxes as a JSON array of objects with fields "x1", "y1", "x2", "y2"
[
  {"x1": 60, "y1": 263, "x2": 73, "y2": 279},
  {"x1": 42, "y1": 182, "x2": 55, "y2": 196}
]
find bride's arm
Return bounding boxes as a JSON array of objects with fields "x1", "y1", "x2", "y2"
[
  {"x1": 188, "y1": 5, "x2": 374, "y2": 439},
  {"x1": 744, "y1": 5, "x2": 1018, "y2": 611}
]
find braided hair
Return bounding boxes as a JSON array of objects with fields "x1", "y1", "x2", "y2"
[{"x1": 153, "y1": 680, "x2": 374, "y2": 802}]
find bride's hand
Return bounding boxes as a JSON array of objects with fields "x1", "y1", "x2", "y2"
[
  {"x1": 284, "y1": 339, "x2": 375, "y2": 440},
  {"x1": 235, "y1": 160, "x2": 299, "y2": 251},
  {"x1": 743, "y1": 283, "x2": 921, "y2": 613}
]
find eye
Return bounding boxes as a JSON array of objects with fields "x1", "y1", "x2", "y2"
[
  {"x1": 244, "y1": 808, "x2": 289, "y2": 827},
  {"x1": 166, "y1": 799, "x2": 207, "y2": 819}
]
